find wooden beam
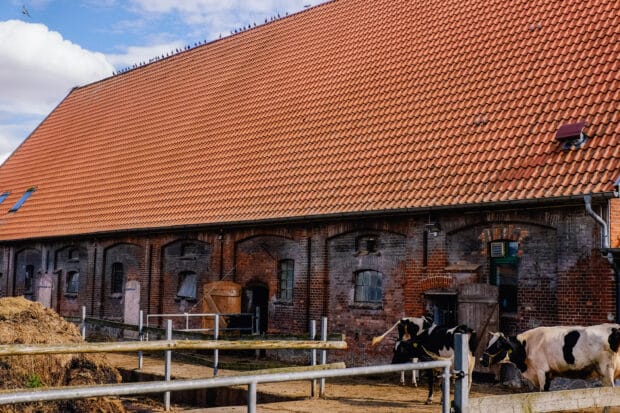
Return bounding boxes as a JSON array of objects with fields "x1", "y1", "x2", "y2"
[
  {"x1": 470, "y1": 387, "x2": 620, "y2": 413},
  {"x1": 0, "y1": 340, "x2": 347, "y2": 356}
]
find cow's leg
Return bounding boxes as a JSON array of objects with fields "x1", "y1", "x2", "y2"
[
  {"x1": 412, "y1": 357, "x2": 418, "y2": 386},
  {"x1": 400, "y1": 370, "x2": 405, "y2": 385},
  {"x1": 425, "y1": 369, "x2": 434, "y2": 404},
  {"x1": 544, "y1": 372, "x2": 552, "y2": 391},
  {"x1": 599, "y1": 361, "x2": 615, "y2": 387}
]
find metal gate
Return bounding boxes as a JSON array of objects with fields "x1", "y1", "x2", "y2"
[{"x1": 458, "y1": 283, "x2": 499, "y2": 375}]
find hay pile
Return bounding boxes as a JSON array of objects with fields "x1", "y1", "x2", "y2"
[{"x1": 0, "y1": 297, "x2": 125, "y2": 413}]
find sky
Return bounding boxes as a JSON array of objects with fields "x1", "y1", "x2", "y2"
[{"x1": 0, "y1": 0, "x2": 327, "y2": 163}]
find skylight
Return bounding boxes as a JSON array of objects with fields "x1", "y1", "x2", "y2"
[{"x1": 9, "y1": 188, "x2": 35, "y2": 213}]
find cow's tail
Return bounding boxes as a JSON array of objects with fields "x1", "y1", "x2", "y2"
[{"x1": 371, "y1": 320, "x2": 401, "y2": 347}]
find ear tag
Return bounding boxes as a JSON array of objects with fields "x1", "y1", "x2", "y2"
[{"x1": 413, "y1": 342, "x2": 418, "y2": 348}]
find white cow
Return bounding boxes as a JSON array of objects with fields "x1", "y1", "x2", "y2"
[{"x1": 481, "y1": 323, "x2": 620, "y2": 390}]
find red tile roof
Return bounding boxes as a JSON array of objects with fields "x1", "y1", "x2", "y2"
[{"x1": 0, "y1": 0, "x2": 618, "y2": 241}]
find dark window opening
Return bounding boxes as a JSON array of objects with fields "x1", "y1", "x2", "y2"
[
  {"x1": 177, "y1": 271, "x2": 197, "y2": 300},
  {"x1": 490, "y1": 241, "x2": 519, "y2": 314},
  {"x1": 354, "y1": 270, "x2": 382, "y2": 303},
  {"x1": 9, "y1": 188, "x2": 35, "y2": 213},
  {"x1": 66, "y1": 271, "x2": 79, "y2": 294},
  {"x1": 356, "y1": 235, "x2": 379, "y2": 255},
  {"x1": 425, "y1": 293, "x2": 457, "y2": 327},
  {"x1": 24, "y1": 264, "x2": 34, "y2": 294},
  {"x1": 111, "y1": 263, "x2": 124, "y2": 295},
  {"x1": 277, "y1": 259, "x2": 294, "y2": 302}
]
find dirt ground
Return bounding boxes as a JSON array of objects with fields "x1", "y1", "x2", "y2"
[{"x1": 107, "y1": 354, "x2": 620, "y2": 413}]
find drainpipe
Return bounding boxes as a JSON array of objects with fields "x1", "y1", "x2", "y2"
[{"x1": 584, "y1": 194, "x2": 618, "y2": 322}]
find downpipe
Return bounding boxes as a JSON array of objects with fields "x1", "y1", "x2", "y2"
[{"x1": 584, "y1": 194, "x2": 619, "y2": 322}]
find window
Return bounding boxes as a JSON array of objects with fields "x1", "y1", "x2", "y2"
[
  {"x1": 66, "y1": 271, "x2": 79, "y2": 294},
  {"x1": 277, "y1": 259, "x2": 294, "y2": 301},
  {"x1": 68, "y1": 248, "x2": 79, "y2": 261},
  {"x1": 356, "y1": 235, "x2": 379, "y2": 255},
  {"x1": 177, "y1": 271, "x2": 197, "y2": 300},
  {"x1": 9, "y1": 188, "x2": 35, "y2": 213},
  {"x1": 111, "y1": 263, "x2": 124, "y2": 294},
  {"x1": 354, "y1": 270, "x2": 382, "y2": 303},
  {"x1": 490, "y1": 241, "x2": 519, "y2": 314},
  {"x1": 24, "y1": 264, "x2": 34, "y2": 294}
]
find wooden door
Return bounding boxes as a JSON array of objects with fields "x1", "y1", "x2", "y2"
[{"x1": 458, "y1": 283, "x2": 499, "y2": 375}]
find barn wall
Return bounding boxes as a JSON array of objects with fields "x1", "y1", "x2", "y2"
[{"x1": 0, "y1": 201, "x2": 615, "y2": 365}]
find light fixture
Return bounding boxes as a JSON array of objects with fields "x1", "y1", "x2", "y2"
[{"x1": 425, "y1": 221, "x2": 441, "y2": 237}]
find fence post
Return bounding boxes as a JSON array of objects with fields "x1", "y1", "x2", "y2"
[
  {"x1": 80, "y1": 306, "x2": 86, "y2": 340},
  {"x1": 138, "y1": 310, "x2": 143, "y2": 370},
  {"x1": 319, "y1": 317, "x2": 327, "y2": 397},
  {"x1": 248, "y1": 380, "x2": 257, "y2": 413},
  {"x1": 164, "y1": 320, "x2": 172, "y2": 411},
  {"x1": 453, "y1": 333, "x2": 470, "y2": 413},
  {"x1": 310, "y1": 320, "x2": 316, "y2": 398},
  {"x1": 213, "y1": 315, "x2": 219, "y2": 376}
]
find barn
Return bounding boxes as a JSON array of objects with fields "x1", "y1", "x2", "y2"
[{"x1": 0, "y1": 0, "x2": 618, "y2": 366}]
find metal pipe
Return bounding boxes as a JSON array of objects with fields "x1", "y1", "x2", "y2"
[
  {"x1": 584, "y1": 194, "x2": 610, "y2": 250},
  {"x1": 442, "y1": 365, "x2": 451, "y2": 413},
  {"x1": 138, "y1": 310, "x2": 143, "y2": 370},
  {"x1": 164, "y1": 320, "x2": 172, "y2": 411},
  {"x1": 213, "y1": 315, "x2": 219, "y2": 376},
  {"x1": 81, "y1": 306, "x2": 86, "y2": 340},
  {"x1": 320, "y1": 317, "x2": 327, "y2": 397},
  {"x1": 0, "y1": 361, "x2": 451, "y2": 407},
  {"x1": 585, "y1": 194, "x2": 618, "y2": 323},
  {"x1": 310, "y1": 319, "x2": 316, "y2": 397},
  {"x1": 248, "y1": 381, "x2": 257, "y2": 413}
]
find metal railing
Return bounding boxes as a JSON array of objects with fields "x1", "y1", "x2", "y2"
[
  {"x1": 0, "y1": 360, "x2": 453, "y2": 413},
  {"x1": 145, "y1": 311, "x2": 256, "y2": 335}
]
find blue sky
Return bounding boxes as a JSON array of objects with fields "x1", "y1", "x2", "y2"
[{"x1": 0, "y1": 0, "x2": 327, "y2": 162}]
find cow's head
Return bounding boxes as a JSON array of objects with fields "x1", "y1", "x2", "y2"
[
  {"x1": 397, "y1": 316, "x2": 434, "y2": 341},
  {"x1": 392, "y1": 339, "x2": 423, "y2": 364},
  {"x1": 480, "y1": 332, "x2": 513, "y2": 367},
  {"x1": 609, "y1": 327, "x2": 620, "y2": 353}
]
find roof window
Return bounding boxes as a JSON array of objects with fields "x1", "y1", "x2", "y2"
[
  {"x1": 556, "y1": 121, "x2": 588, "y2": 151},
  {"x1": 0, "y1": 192, "x2": 9, "y2": 204},
  {"x1": 9, "y1": 187, "x2": 35, "y2": 213}
]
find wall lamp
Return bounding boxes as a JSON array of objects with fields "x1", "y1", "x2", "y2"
[{"x1": 425, "y1": 222, "x2": 441, "y2": 237}]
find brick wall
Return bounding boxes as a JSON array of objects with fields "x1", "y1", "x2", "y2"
[{"x1": 1, "y1": 201, "x2": 616, "y2": 366}]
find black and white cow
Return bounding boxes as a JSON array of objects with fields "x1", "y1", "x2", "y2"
[
  {"x1": 481, "y1": 324, "x2": 620, "y2": 391},
  {"x1": 373, "y1": 316, "x2": 477, "y2": 404}
]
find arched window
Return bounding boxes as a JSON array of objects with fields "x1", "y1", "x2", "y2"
[
  {"x1": 111, "y1": 262, "x2": 124, "y2": 294},
  {"x1": 66, "y1": 271, "x2": 79, "y2": 294},
  {"x1": 277, "y1": 259, "x2": 294, "y2": 302},
  {"x1": 177, "y1": 271, "x2": 197, "y2": 300},
  {"x1": 354, "y1": 270, "x2": 382, "y2": 303}
]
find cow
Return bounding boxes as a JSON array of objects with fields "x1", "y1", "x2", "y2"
[
  {"x1": 481, "y1": 323, "x2": 620, "y2": 391},
  {"x1": 373, "y1": 316, "x2": 477, "y2": 404}
]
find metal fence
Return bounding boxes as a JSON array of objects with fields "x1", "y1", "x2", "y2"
[{"x1": 0, "y1": 359, "x2": 453, "y2": 413}]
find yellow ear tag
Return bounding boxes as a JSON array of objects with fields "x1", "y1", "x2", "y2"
[{"x1": 413, "y1": 343, "x2": 418, "y2": 348}]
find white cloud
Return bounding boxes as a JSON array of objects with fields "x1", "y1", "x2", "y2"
[
  {"x1": 0, "y1": 20, "x2": 114, "y2": 116},
  {"x1": 106, "y1": 41, "x2": 185, "y2": 68},
  {"x1": 0, "y1": 19, "x2": 115, "y2": 160},
  {"x1": 128, "y1": 1, "x2": 322, "y2": 36}
]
